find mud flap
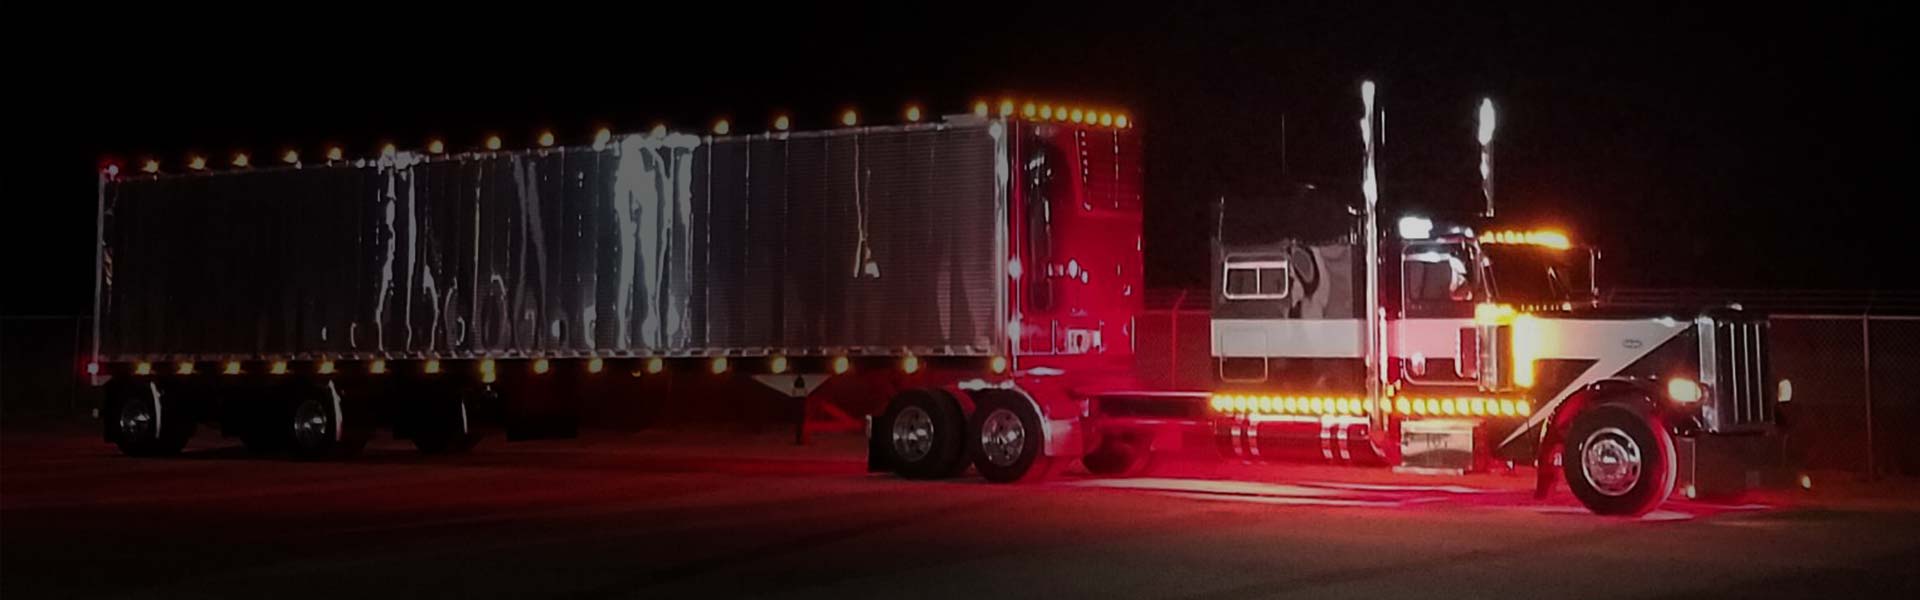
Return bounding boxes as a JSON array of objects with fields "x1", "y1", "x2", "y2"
[{"x1": 866, "y1": 415, "x2": 891, "y2": 473}]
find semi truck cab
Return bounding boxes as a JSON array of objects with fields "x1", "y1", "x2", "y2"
[{"x1": 1210, "y1": 203, "x2": 1788, "y2": 515}]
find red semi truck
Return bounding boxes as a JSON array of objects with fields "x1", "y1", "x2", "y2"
[{"x1": 91, "y1": 93, "x2": 1786, "y2": 516}]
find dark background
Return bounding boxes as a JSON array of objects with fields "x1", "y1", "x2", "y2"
[{"x1": 4, "y1": 3, "x2": 1908, "y2": 317}]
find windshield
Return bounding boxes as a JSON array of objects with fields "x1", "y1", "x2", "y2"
[{"x1": 1482, "y1": 245, "x2": 1595, "y2": 305}]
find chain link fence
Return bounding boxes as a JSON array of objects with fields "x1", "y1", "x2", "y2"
[{"x1": 1773, "y1": 315, "x2": 1920, "y2": 478}]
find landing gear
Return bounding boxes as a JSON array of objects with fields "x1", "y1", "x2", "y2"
[{"x1": 1564, "y1": 405, "x2": 1676, "y2": 516}]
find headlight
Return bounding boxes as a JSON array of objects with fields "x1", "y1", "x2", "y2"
[{"x1": 1668, "y1": 377, "x2": 1704, "y2": 404}]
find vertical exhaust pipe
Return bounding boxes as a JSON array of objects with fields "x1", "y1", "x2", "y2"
[
  {"x1": 1359, "y1": 81, "x2": 1383, "y2": 427},
  {"x1": 1478, "y1": 98, "x2": 1497, "y2": 218}
]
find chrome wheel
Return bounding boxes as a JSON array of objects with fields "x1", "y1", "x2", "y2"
[
  {"x1": 118, "y1": 399, "x2": 156, "y2": 441},
  {"x1": 891, "y1": 405, "x2": 934, "y2": 462},
  {"x1": 978, "y1": 408, "x2": 1026, "y2": 467},
  {"x1": 292, "y1": 398, "x2": 333, "y2": 448},
  {"x1": 1581, "y1": 426, "x2": 1643, "y2": 497}
]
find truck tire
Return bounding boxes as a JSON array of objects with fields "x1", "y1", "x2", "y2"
[
  {"x1": 876, "y1": 389, "x2": 970, "y2": 479},
  {"x1": 288, "y1": 381, "x2": 373, "y2": 460},
  {"x1": 111, "y1": 382, "x2": 194, "y2": 457},
  {"x1": 413, "y1": 388, "x2": 489, "y2": 454},
  {"x1": 969, "y1": 393, "x2": 1054, "y2": 483},
  {"x1": 1082, "y1": 435, "x2": 1152, "y2": 477},
  {"x1": 1563, "y1": 404, "x2": 1675, "y2": 516}
]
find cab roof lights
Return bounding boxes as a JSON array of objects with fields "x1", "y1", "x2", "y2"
[{"x1": 1480, "y1": 229, "x2": 1571, "y2": 250}]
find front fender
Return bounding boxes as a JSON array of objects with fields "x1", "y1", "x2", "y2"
[{"x1": 1534, "y1": 379, "x2": 1690, "y2": 498}]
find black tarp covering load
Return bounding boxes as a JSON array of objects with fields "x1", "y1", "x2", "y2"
[{"x1": 100, "y1": 122, "x2": 1004, "y2": 360}]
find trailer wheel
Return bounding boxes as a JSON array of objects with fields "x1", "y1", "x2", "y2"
[
  {"x1": 1563, "y1": 405, "x2": 1675, "y2": 516},
  {"x1": 969, "y1": 394, "x2": 1054, "y2": 483},
  {"x1": 413, "y1": 387, "x2": 489, "y2": 454},
  {"x1": 111, "y1": 382, "x2": 194, "y2": 457},
  {"x1": 876, "y1": 389, "x2": 969, "y2": 479},
  {"x1": 1082, "y1": 435, "x2": 1152, "y2": 477},
  {"x1": 288, "y1": 381, "x2": 373, "y2": 460}
]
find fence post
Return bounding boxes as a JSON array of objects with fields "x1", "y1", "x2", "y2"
[{"x1": 1861, "y1": 316, "x2": 1875, "y2": 481}]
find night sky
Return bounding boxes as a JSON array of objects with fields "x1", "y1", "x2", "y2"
[{"x1": 5, "y1": 4, "x2": 1908, "y2": 317}]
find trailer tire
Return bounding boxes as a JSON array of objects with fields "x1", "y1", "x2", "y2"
[
  {"x1": 969, "y1": 394, "x2": 1054, "y2": 483},
  {"x1": 876, "y1": 389, "x2": 969, "y2": 479},
  {"x1": 1083, "y1": 435, "x2": 1152, "y2": 477},
  {"x1": 1564, "y1": 404, "x2": 1675, "y2": 516},
  {"x1": 287, "y1": 381, "x2": 373, "y2": 460},
  {"x1": 111, "y1": 382, "x2": 194, "y2": 457},
  {"x1": 413, "y1": 387, "x2": 489, "y2": 454}
]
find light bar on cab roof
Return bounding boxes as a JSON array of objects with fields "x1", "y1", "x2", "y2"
[{"x1": 1480, "y1": 230, "x2": 1571, "y2": 250}]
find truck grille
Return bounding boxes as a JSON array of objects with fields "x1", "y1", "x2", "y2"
[{"x1": 1705, "y1": 319, "x2": 1773, "y2": 432}]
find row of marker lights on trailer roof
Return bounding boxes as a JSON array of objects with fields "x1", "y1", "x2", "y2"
[
  {"x1": 122, "y1": 354, "x2": 1006, "y2": 378},
  {"x1": 127, "y1": 101, "x2": 1129, "y2": 174},
  {"x1": 1209, "y1": 394, "x2": 1531, "y2": 418},
  {"x1": 971, "y1": 99, "x2": 1131, "y2": 129}
]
